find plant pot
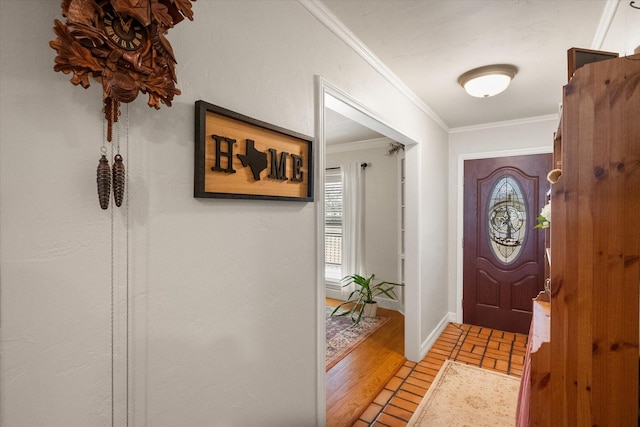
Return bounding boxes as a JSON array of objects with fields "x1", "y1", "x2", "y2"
[{"x1": 363, "y1": 301, "x2": 378, "y2": 318}]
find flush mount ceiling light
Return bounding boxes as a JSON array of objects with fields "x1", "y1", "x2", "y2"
[{"x1": 458, "y1": 64, "x2": 518, "y2": 98}]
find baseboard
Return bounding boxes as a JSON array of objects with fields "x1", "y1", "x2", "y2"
[
  {"x1": 325, "y1": 288, "x2": 344, "y2": 300},
  {"x1": 324, "y1": 293, "x2": 404, "y2": 313},
  {"x1": 375, "y1": 297, "x2": 403, "y2": 312},
  {"x1": 447, "y1": 311, "x2": 457, "y2": 323},
  {"x1": 419, "y1": 312, "x2": 456, "y2": 360}
]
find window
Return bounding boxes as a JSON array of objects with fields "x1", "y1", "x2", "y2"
[
  {"x1": 325, "y1": 169, "x2": 342, "y2": 283},
  {"x1": 487, "y1": 175, "x2": 527, "y2": 264}
]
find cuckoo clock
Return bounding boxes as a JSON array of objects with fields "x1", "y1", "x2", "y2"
[{"x1": 50, "y1": 0, "x2": 195, "y2": 208}]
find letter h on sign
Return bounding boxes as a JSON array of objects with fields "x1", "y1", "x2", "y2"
[{"x1": 211, "y1": 135, "x2": 236, "y2": 174}]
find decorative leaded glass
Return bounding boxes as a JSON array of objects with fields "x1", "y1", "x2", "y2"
[{"x1": 487, "y1": 175, "x2": 527, "y2": 264}]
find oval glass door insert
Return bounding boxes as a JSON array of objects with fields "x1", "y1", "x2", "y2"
[{"x1": 487, "y1": 175, "x2": 527, "y2": 264}]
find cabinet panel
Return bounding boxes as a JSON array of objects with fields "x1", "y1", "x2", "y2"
[
  {"x1": 549, "y1": 53, "x2": 640, "y2": 426},
  {"x1": 523, "y1": 52, "x2": 640, "y2": 427}
]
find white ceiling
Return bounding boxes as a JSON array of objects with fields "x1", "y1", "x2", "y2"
[
  {"x1": 320, "y1": 0, "x2": 639, "y2": 130},
  {"x1": 325, "y1": 108, "x2": 384, "y2": 145}
]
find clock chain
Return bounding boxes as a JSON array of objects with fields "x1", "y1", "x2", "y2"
[
  {"x1": 113, "y1": 107, "x2": 125, "y2": 208},
  {"x1": 98, "y1": 107, "x2": 111, "y2": 210},
  {"x1": 124, "y1": 104, "x2": 130, "y2": 427},
  {"x1": 98, "y1": 98, "x2": 127, "y2": 211},
  {"x1": 104, "y1": 103, "x2": 130, "y2": 427}
]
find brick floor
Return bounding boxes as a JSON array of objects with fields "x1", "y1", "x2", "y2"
[{"x1": 355, "y1": 323, "x2": 527, "y2": 427}]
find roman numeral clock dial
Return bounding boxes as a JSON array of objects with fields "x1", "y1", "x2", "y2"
[{"x1": 102, "y1": 8, "x2": 147, "y2": 52}]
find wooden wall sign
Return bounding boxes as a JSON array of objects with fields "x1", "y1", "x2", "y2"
[{"x1": 194, "y1": 101, "x2": 314, "y2": 201}]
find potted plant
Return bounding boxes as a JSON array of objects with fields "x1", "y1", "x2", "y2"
[{"x1": 330, "y1": 273, "x2": 404, "y2": 324}]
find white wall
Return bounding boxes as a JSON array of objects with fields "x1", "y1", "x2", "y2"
[
  {"x1": 446, "y1": 118, "x2": 557, "y2": 318},
  {"x1": 416, "y1": 127, "x2": 450, "y2": 353},
  {"x1": 0, "y1": 1, "x2": 449, "y2": 426},
  {"x1": 326, "y1": 140, "x2": 400, "y2": 298}
]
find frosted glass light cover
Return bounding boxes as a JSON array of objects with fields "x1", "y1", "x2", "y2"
[
  {"x1": 458, "y1": 64, "x2": 517, "y2": 98},
  {"x1": 464, "y1": 74, "x2": 512, "y2": 98}
]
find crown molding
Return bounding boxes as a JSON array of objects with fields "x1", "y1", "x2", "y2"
[
  {"x1": 448, "y1": 113, "x2": 559, "y2": 134},
  {"x1": 591, "y1": 0, "x2": 620, "y2": 50},
  {"x1": 299, "y1": 0, "x2": 449, "y2": 132},
  {"x1": 326, "y1": 137, "x2": 391, "y2": 154}
]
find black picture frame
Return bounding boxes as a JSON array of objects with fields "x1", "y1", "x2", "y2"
[{"x1": 194, "y1": 100, "x2": 314, "y2": 202}]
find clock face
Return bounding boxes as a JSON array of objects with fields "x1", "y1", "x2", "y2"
[{"x1": 102, "y1": 9, "x2": 147, "y2": 52}]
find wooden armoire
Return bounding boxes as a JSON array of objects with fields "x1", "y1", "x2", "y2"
[{"x1": 519, "y1": 53, "x2": 640, "y2": 426}]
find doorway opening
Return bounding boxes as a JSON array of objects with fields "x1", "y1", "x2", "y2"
[{"x1": 315, "y1": 77, "x2": 420, "y2": 426}]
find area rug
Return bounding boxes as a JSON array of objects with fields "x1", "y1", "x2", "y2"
[
  {"x1": 407, "y1": 359, "x2": 520, "y2": 427},
  {"x1": 325, "y1": 307, "x2": 388, "y2": 371}
]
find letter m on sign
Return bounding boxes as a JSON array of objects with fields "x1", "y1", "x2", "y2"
[{"x1": 268, "y1": 149, "x2": 288, "y2": 181}]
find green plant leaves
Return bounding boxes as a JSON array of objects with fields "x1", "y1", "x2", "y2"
[{"x1": 331, "y1": 273, "x2": 404, "y2": 324}]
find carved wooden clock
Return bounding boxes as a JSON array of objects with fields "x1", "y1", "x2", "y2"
[{"x1": 50, "y1": 0, "x2": 196, "y2": 208}]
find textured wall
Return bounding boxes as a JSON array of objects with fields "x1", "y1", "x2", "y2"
[{"x1": 0, "y1": 1, "x2": 449, "y2": 426}]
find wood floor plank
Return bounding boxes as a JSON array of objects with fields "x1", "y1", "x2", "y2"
[{"x1": 325, "y1": 298, "x2": 405, "y2": 427}]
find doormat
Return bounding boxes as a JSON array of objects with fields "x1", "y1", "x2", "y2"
[
  {"x1": 407, "y1": 359, "x2": 520, "y2": 426},
  {"x1": 325, "y1": 307, "x2": 388, "y2": 371}
]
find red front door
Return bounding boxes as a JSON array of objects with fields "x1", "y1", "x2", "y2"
[{"x1": 463, "y1": 154, "x2": 551, "y2": 334}]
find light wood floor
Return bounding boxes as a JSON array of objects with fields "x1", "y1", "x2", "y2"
[
  {"x1": 326, "y1": 298, "x2": 405, "y2": 427},
  {"x1": 325, "y1": 298, "x2": 528, "y2": 427}
]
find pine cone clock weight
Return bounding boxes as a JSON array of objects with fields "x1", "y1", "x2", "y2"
[
  {"x1": 97, "y1": 154, "x2": 111, "y2": 210},
  {"x1": 112, "y1": 154, "x2": 125, "y2": 207}
]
